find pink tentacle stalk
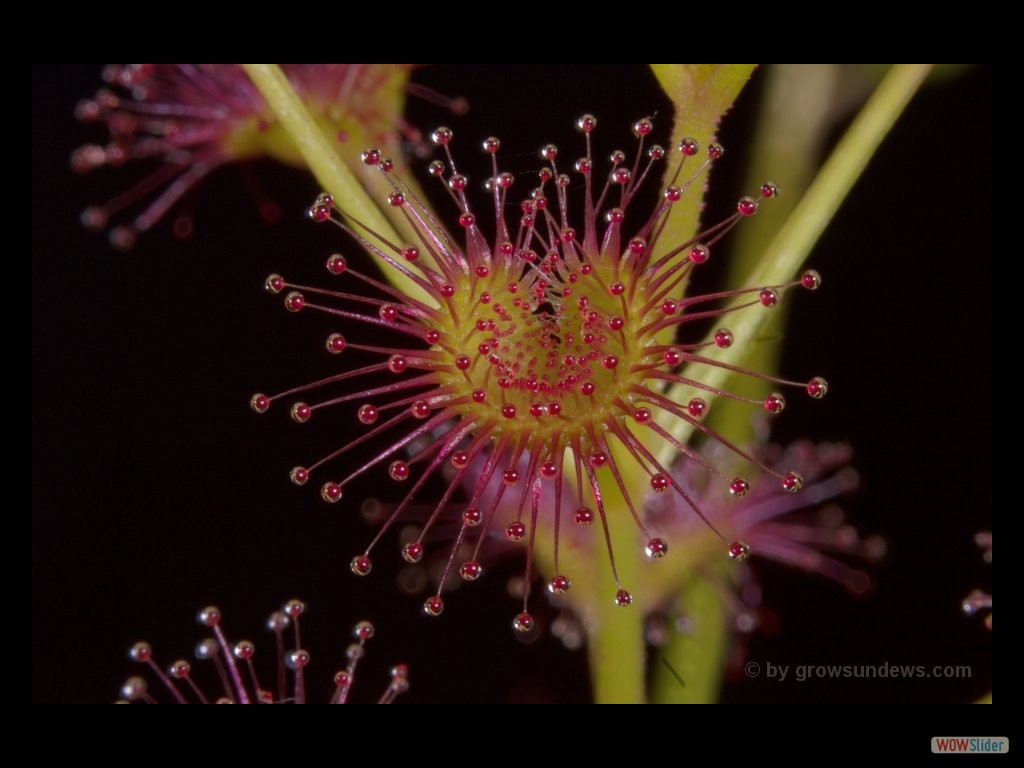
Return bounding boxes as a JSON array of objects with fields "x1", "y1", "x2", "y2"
[
  {"x1": 120, "y1": 600, "x2": 408, "y2": 704},
  {"x1": 72, "y1": 64, "x2": 462, "y2": 249}
]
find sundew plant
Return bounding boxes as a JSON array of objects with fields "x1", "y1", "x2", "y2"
[{"x1": 32, "y1": 64, "x2": 992, "y2": 705}]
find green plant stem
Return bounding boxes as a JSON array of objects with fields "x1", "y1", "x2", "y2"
[
  {"x1": 241, "y1": 64, "x2": 433, "y2": 305},
  {"x1": 656, "y1": 63, "x2": 934, "y2": 467},
  {"x1": 589, "y1": 476, "x2": 646, "y2": 704},
  {"x1": 649, "y1": 64, "x2": 756, "y2": 348},
  {"x1": 650, "y1": 577, "x2": 727, "y2": 703}
]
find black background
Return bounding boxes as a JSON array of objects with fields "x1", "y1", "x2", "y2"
[{"x1": 33, "y1": 65, "x2": 992, "y2": 705}]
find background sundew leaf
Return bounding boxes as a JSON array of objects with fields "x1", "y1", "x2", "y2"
[
  {"x1": 73, "y1": 65, "x2": 423, "y2": 253},
  {"x1": 243, "y1": 64, "x2": 437, "y2": 306}
]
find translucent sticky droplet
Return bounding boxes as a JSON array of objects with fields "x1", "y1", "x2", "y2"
[
  {"x1": 287, "y1": 650, "x2": 310, "y2": 669},
  {"x1": 326, "y1": 333, "x2": 346, "y2": 354},
  {"x1": 728, "y1": 541, "x2": 751, "y2": 561},
  {"x1": 265, "y1": 274, "x2": 285, "y2": 294},
  {"x1": 129, "y1": 641, "x2": 152, "y2": 662},
  {"x1": 402, "y1": 541, "x2": 424, "y2": 563},
  {"x1": 233, "y1": 640, "x2": 255, "y2": 660},
  {"x1": 807, "y1": 376, "x2": 829, "y2": 399},
  {"x1": 321, "y1": 482, "x2": 343, "y2": 503},
  {"x1": 326, "y1": 254, "x2": 346, "y2": 274},
  {"x1": 689, "y1": 243, "x2": 709, "y2": 263},
  {"x1": 576, "y1": 114, "x2": 597, "y2": 134},
  {"x1": 462, "y1": 506, "x2": 482, "y2": 526},
  {"x1": 801, "y1": 269, "x2": 822, "y2": 290},
  {"x1": 194, "y1": 638, "x2": 218, "y2": 659},
  {"x1": 645, "y1": 538, "x2": 668, "y2": 559},
  {"x1": 290, "y1": 402, "x2": 312, "y2": 423},
  {"x1": 678, "y1": 137, "x2": 699, "y2": 157},
  {"x1": 284, "y1": 291, "x2": 305, "y2": 312},
  {"x1": 121, "y1": 676, "x2": 148, "y2": 700},
  {"x1": 459, "y1": 560, "x2": 482, "y2": 581},
  {"x1": 729, "y1": 477, "x2": 750, "y2": 497},
  {"x1": 423, "y1": 595, "x2": 444, "y2": 617},
  {"x1": 782, "y1": 471, "x2": 804, "y2": 493},
  {"x1": 737, "y1": 196, "x2": 759, "y2": 216},
  {"x1": 548, "y1": 575, "x2": 571, "y2": 595},
  {"x1": 512, "y1": 612, "x2": 535, "y2": 632}
]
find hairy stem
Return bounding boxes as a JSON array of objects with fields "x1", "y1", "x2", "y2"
[
  {"x1": 241, "y1": 64, "x2": 433, "y2": 305},
  {"x1": 656, "y1": 63, "x2": 934, "y2": 467}
]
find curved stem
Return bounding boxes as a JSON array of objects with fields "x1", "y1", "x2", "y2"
[
  {"x1": 241, "y1": 64, "x2": 433, "y2": 305},
  {"x1": 656, "y1": 63, "x2": 934, "y2": 467}
]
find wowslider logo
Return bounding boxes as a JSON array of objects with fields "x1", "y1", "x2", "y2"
[{"x1": 932, "y1": 738, "x2": 1008, "y2": 754}]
